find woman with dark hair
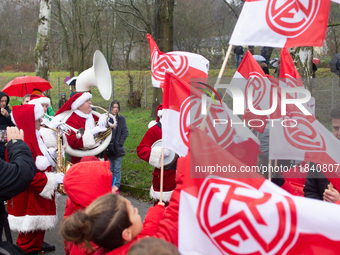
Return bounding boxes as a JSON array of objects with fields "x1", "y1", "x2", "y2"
[{"x1": 106, "y1": 100, "x2": 129, "y2": 194}]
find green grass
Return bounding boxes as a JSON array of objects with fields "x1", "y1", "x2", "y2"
[{"x1": 120, "y1": 108, "x2": 154, "y2": 191}]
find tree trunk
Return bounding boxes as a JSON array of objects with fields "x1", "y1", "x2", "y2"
[
  {"x1": 34, "y1": 0, "x2": 51, "y2": 97},
  {"x1": 291, "y1": 47, "x2": 313, "y2": 92},
  {"x1": 151, "y1": 0, "x2": 174, "y2": 118}
]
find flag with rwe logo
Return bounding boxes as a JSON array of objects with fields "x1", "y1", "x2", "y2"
[
  {"x1": 162, "y1": 72, "x2": 260, "y2": 166},
  {"x1": 172, "y1": 127, "x2": 340, "y2": 255},
  {"x1": 147, "y1": 34, "x2": 209, "y2": 88},
  {"x1": 269, "y1": 102, "x2": 340, "y2": 190},
  {"x1": 229, "y1": 51, "x2": 280, "y2": 133},
  {"x1": 229, "y1": 0, "x2": 330, "y2": 48}
]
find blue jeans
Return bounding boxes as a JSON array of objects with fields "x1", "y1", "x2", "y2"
[
  {"x1": 109, "y1": 156, "x2": 123, "y2": 188},
  {"x1": 235, "y1": 55, "x2": 242, "y2": 68}
]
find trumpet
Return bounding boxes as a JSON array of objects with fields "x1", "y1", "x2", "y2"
[{"x1": 44, "y1": 114, "x2": 84, "y2": 139}]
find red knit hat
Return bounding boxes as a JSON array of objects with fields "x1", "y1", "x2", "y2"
[
  {"x1": 55, "y1": 92, "x2": 92, "y2": 116},
  {"x1": 11, "y1": 104, "x2": 49, "y2": 171},
  {"x1": 28, "y1": 94, "x2": 51, "y2": 106},
  {"x1": 156, "y1": 104, "x2": 163, "y2": 122}
]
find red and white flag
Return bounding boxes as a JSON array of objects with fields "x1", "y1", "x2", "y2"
[
  {"x1": 162, "y1": 72, "x2": 260, "y2": 166},
  {"x1": 147, "y1": 34, "x2": 209, "y2": 88},
  {"x1": 279, "y1": 47, "x2": 316, "y2": 115},
  {"x1": 269, "y1": 104, "x2": 340, "y2": 190},
  {"x1": 229, "y1": 0, "x2": 330, "y2": 48},
  {"x1": 229, "y1": 51, "x2": 280, "y2": 133},
  {"x1": 175, "y1": 128, "x2": 340, "y2": 255}
]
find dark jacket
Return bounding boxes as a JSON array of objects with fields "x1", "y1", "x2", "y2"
[
  {"x1": 0, "y1": 139, "x2": 36, "y2": 240},
  {"x1": 234, "y1": 46, "x2": 244, "y2": 55},
  {"x1": 303, "y1": 163, "x2": 329, "y2": 200},
  {"x1": 106, "y1": 103, "x2": 129, "y2": 159},
  {"x1": 0, "y1": 92, "x2": 15, "y2": 160}
]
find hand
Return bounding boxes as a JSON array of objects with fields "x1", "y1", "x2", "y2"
[
  {"x1": 98, "y1": 114, "x2": 108, "y2": 128},
  {"x1": 112, "y1": 185, "x2": 119, "y2": 193},
  {"x1": 7, "y1": 127, "x2": 24, "y2": 141},
  {"x1": 108, "y1": 114, "x2": 117, "y2": 129},
  {"x1": 323, "y1": 185, "x2": 340, "y2": 203},
  {"x1": 1, "y1": 108, "x2": 9, "y2": 118},
  {"x1": 55, "y1": 173, "x2": 65, "y2": 184},
  {"x1": 91, "y1": 126, "x2": 107, "y2": 136},
  {"x1": 157, "y1": 201, "x2": 165, "y2": 207},
  {"x1": 48, "y1": 147, "x2": 57, "y2": 158},
  {"x1": 50, "y1": 115, "x2": 65, "y2": 129},
  {"x1": 163, "y1": 148, "x2": 170, "y2": 157}
]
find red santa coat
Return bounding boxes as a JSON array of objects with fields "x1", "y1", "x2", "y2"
[
  {"x1": 137, "y1": 122, "x2": 177, "y2": 202},
  {"x1": 66, "y1": 112, "x2": 99, "y2": 164}
]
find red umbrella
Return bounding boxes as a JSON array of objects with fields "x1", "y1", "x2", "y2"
[
  {"x1": 2, "y1": 76, "x2": 52, "y2": 97},
  {"x1": 313, "y1": 58, "x2": 321, "y2": 65}
]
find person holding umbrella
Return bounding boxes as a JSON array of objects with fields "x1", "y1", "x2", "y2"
[{"x1": 0, "y1": 91, "x2": 15, "y2": 160}]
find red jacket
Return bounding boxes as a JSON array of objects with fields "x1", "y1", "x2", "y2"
[{"x1": 66, "y1": 112, "x2": 99, "y2": 164}]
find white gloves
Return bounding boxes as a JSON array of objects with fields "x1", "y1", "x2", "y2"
[
  {"x1": 98, "y1": 114, "x2": 108, "y2": 128},
  {"x1": 49, "y1": 115, "x2": 65, "y2": 129},
  {"x1": 91, "y1": 126, "x2": 107, "y2": 136},
  {"x1": 108, "y1": 114, "x2": 118, "y2": 129},
  {"x1": 48, "y1": 147, "x2": 57, "y2": 158},
  {"x1": 164, "y1": 148, "x2": 170, "y2": 157},
  {"x1": 55, "y1": 173, "x2": 65, "y2": 184}
]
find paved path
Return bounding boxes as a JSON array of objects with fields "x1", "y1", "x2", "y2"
[{"x1": 7, "y1": 195, "x2": 153, "y2": 255}]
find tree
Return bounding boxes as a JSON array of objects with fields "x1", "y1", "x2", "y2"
[
  {"x1": 35, "y1": 0, "x2": 51, "y2": 97},
  {"x1": 151, "y1": 0, "x2": 174, "y2": 118}
]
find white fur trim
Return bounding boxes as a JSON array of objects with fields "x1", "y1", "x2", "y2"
[
  {"x1": 10, "y1": 112, "x2": 16, "y2": 125},
  {"x1": 40, "y1": 127, "x2": 57, "y2": 148},
  {"x1": 34, "y1": 103, "x2": 45, "y2": 120},
  {"x1": 29, "y1": 97, "x2": 51, "y2": 107},
  {"x1": 149, "y1": 147, "x2": 162, "y2": 168},
  {"x1": 148, "y1": 120, "x2": 157, "y2": 129},
  {"x1": 35, "y1": 155, "x2": 51, "y2": 171},
  {"x1": 71, "y1": 92, "x2": 92, "y2": 110},
  {"x1": 83, "y1": 129, "x2": 96, "y2": 148},
  {"x1": 39, "y1": 172, "x2": 57, "y2": 200},
  {"x1": 150, "y1": 185, "x2": 173, "y2": 202},
  {"x1": 158, "y1": 109, "x2": 163, "y2": 117},
  {"x1": 8, "y1": 214, "x2": 58, "y2": 233}
]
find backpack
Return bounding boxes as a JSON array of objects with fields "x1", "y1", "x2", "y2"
[{"x1": 0, "y1": 203, "x2": 24, "y2": 255}]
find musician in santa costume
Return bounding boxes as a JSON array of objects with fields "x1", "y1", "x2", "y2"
[
  {"x1": 7, "y1": 104, "x2": 64, "y2": 255},
  {"x1": 55, "y1": 92, "x2": 116, "y2": 164},
  {"x1": 27, "y1": 94, "x2": 57, "y2": 149},
  {"x1": 137, "y1": 104, "x2": 177, "y2": 204}
]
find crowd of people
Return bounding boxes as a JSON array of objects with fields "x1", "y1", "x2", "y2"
[{"x1": 0, "y1": 80, "x2": 339, "y2": 255}]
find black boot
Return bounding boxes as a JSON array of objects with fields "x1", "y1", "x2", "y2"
[{"x1": 41, "y1": 241, "x2": 55, "y2": 252}]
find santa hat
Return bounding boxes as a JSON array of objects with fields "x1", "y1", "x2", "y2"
[
  {"x1": 156, "y1": 104, "x2": 163, "y2": 123},
  {"x1": 28, "y1": 94, "x2": 51, "y2": 106},
  {"x1": 55, "y1": 92, "x2": 92, "y2": 116},
  {"x1": 11, "y1": 104, "x2": 48, "y2": 170}
]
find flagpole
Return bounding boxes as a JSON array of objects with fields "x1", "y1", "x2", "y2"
[
  {"x1": 159, "y1": 148, "x2": 165, "y2": 203},
  {"x1": 200, "y1": 44, "x2": 233, "y2": 131},
  {"x1": 268, "y1": 159, "x2": 272, "y2": 181}
]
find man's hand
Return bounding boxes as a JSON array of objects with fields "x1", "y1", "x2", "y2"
[
  {"x1": 1, "y1": 108, "x2": 9, "y2": 118},
  {"x1": 7, "y1": 126, "x2": 24, "y2": 141},
  {"x1": 323, "y1": 184, "x2": 340, "y2": 203},
  {"x1": 91, "y1": 126, "x2": 107, "y2": 136}
]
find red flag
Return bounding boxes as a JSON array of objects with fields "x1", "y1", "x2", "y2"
[
  {"x1": 230, "y1": 0, "x2": 330, "y2": 48},
  {"x1": 147, "y1": 34, "x2": 209, "y2": 88},
  {"x1": 175, "y1": 127, "x2": 340, "y2": 255},
  {"x1": 162, "y1": 72, "x2": 260, "y2": 166},
  {"x1": 229, "y1": 51, "x2": 278, "y2": 133}
]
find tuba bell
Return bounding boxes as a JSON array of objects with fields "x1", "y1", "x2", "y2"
[
  {"x1": 60, "y1": 50, "x2": 113, "y2": 158},
  {"x1": 75, "y1": 50, "x2": 112, "y2": 100}
]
